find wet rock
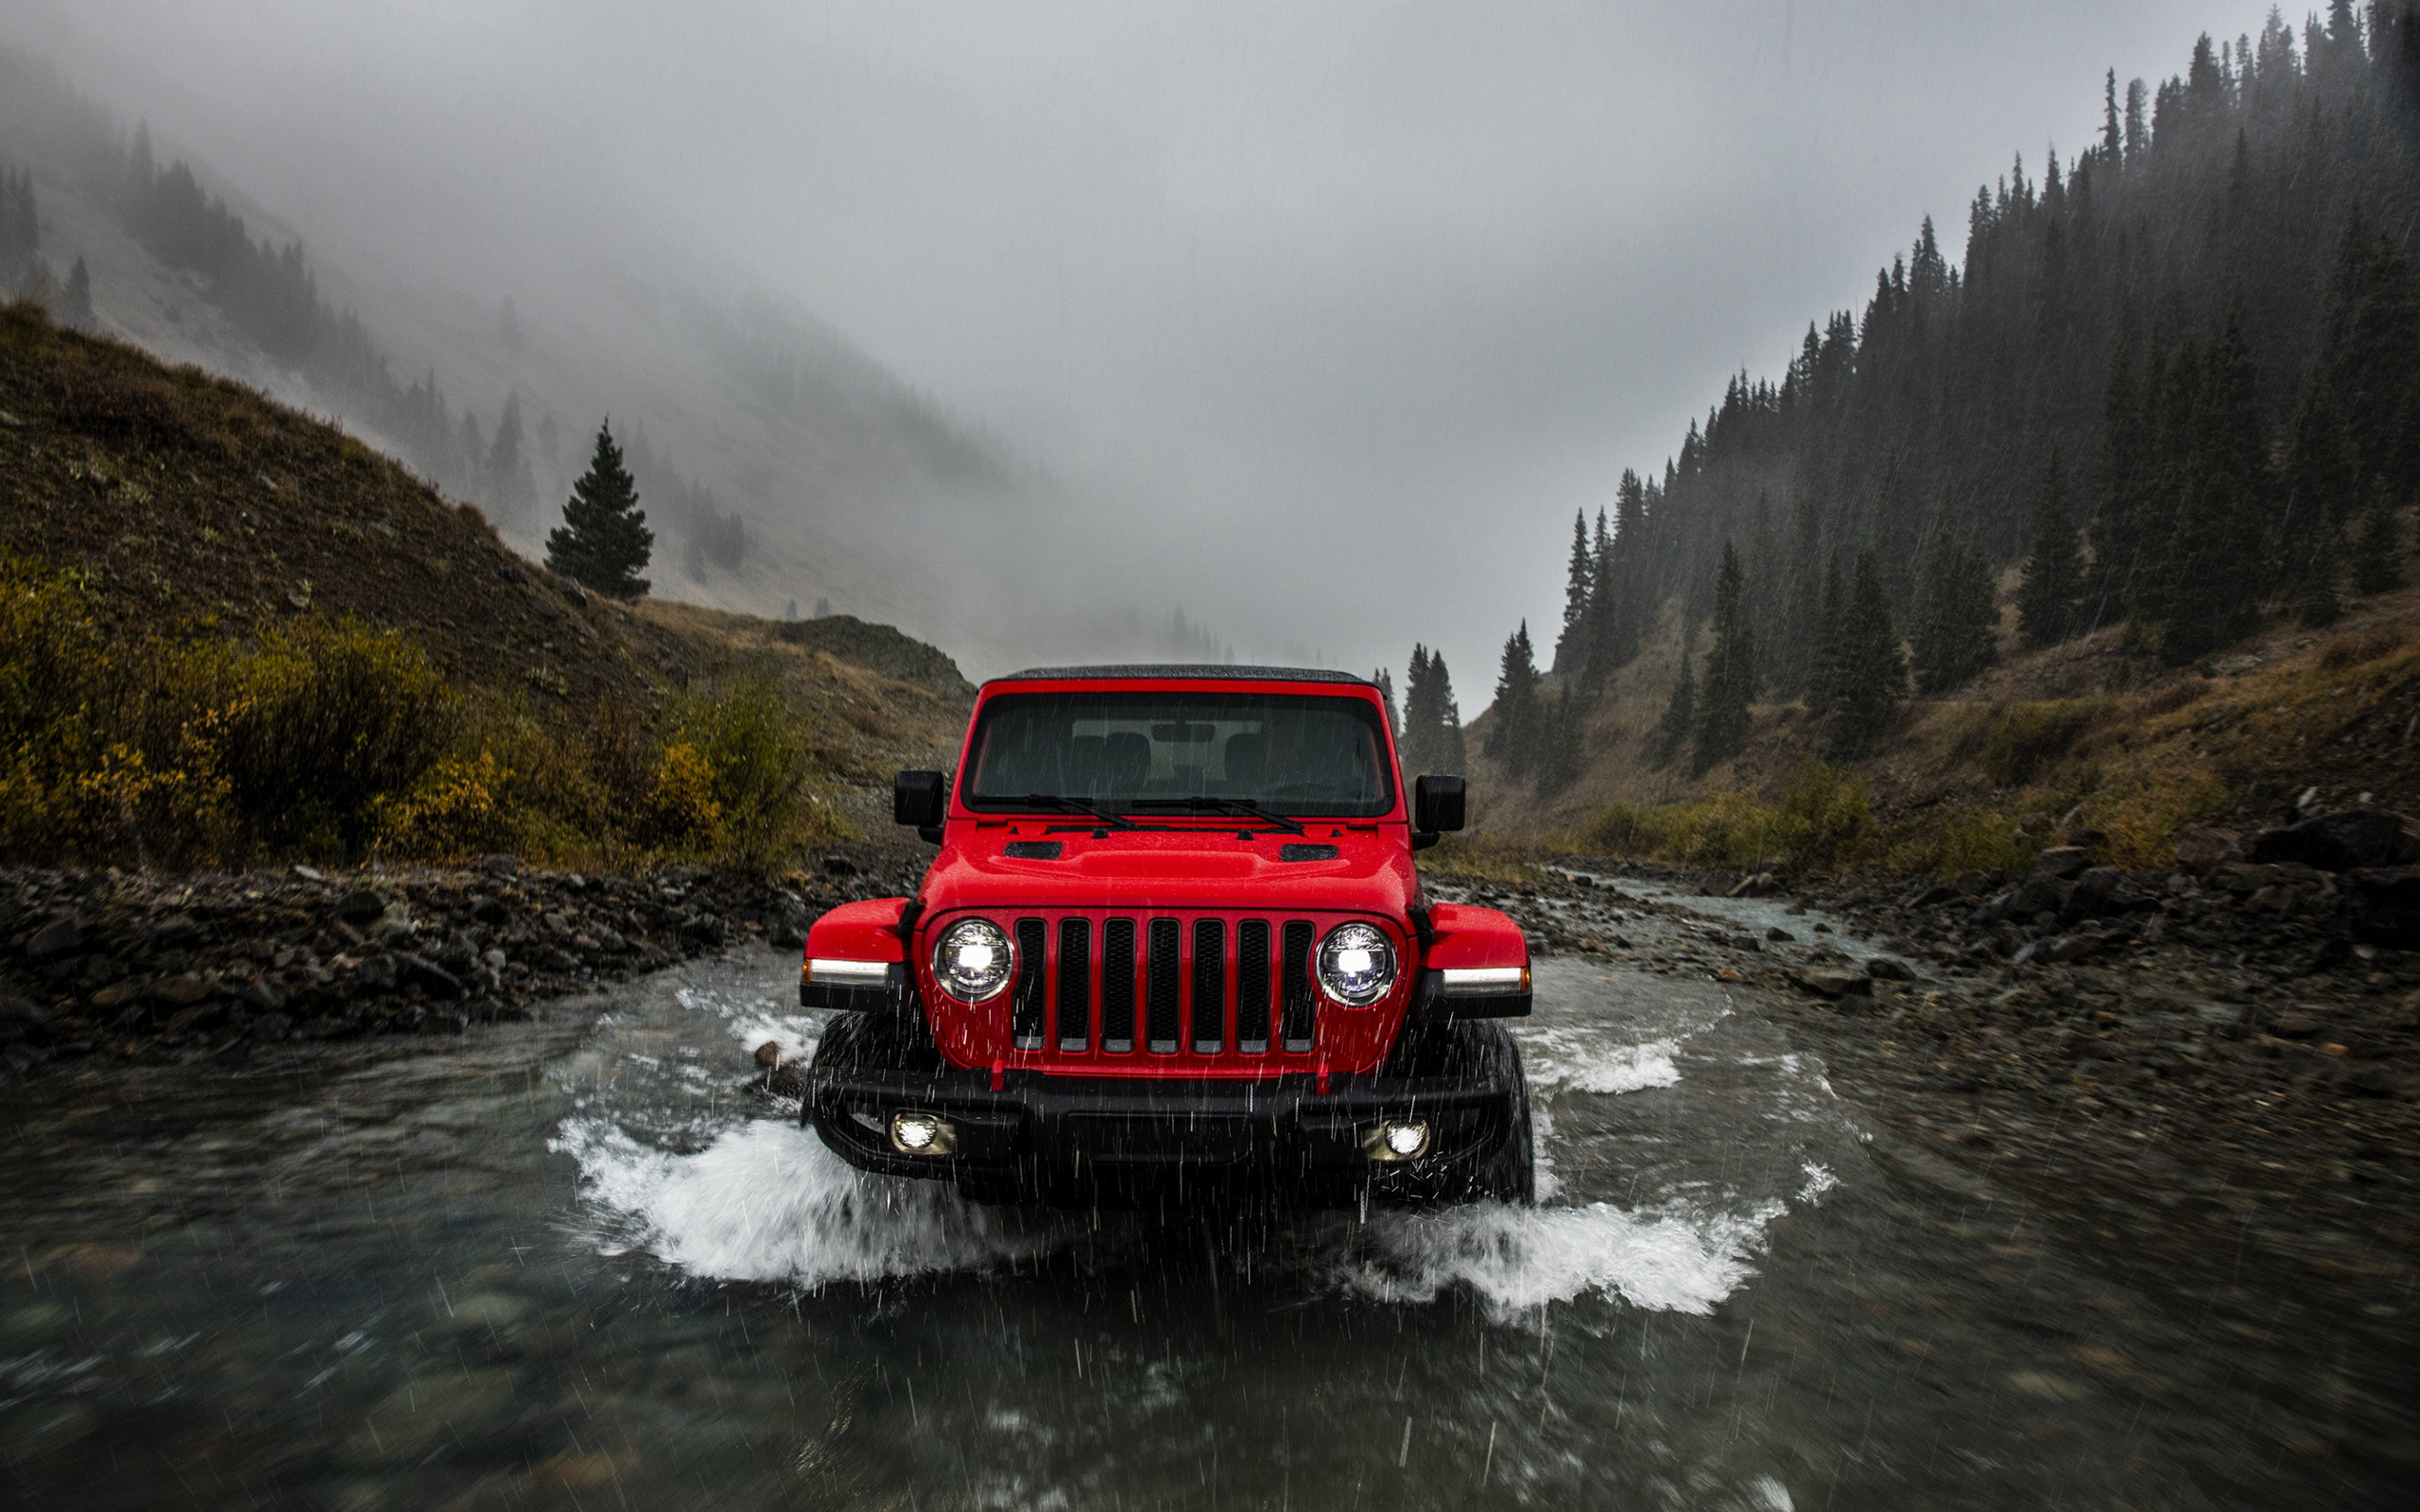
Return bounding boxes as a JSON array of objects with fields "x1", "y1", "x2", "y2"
[
  {"x1": 1767, "y1": 926, "x2": 1796, "y2": 942},
  {"x1": 395, "y1": 953, "x2": 466, "y2": 998},
  {"x1": 25, "y1": 917, "x2": 82, "y2": 960},
  {"x1": 0, "y1": 995, "x2": 48, "y2": 1040},
  {"x1": 755, "y1": 1040, "x2": 784, "y2": 1067},
  {"x1": 2030, "y1": 847, "x2": 2095, "y2": 882},
  {"x1": 479, "y1": 853, "x2": 522, "y2": 878},
  {"x1": 1866, "y1": 957, "x2": 1915, "y2": 982},
  {"x1": 150, "y1": 973, "x2": 215, "y2": 1007},
  {"x1": 2233, "y1": 804, "x2": 2420, "y2": 873},
  {"x1": 334, "y1": 890, "x2": 389, "y2": 926},
  {"x1": 1789, "y1": 967, "x2": 1873, "y2": 999},
  {"x1": 2172, "y1": 823, "x2": 2240, "y2": 875},
  {"x1": 2338, "y1": 866, "x2": 2420, "y2": 948}
]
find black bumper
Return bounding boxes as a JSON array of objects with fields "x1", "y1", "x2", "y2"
[{"x1": 804, "y1": 1013, "x2": 1527, "y2": 1206}]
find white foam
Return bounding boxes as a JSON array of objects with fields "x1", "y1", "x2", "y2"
[
  {"x1": 551, "y1": 1116, "x2": 1053, "y2": 1286},
  {"x1": 1338, "y1": 1194, "x2": 1786, "y2": 1317},
  {"x1": 1520, "y1": 1026, "x2": 1683, "y2": 1096},
  {"x1": 671, "y1": 984, "x2": 821, "y2": 1067},
  {"x1": 1796, "y1": 1162, "x2": 1838, "y2": 1203}
]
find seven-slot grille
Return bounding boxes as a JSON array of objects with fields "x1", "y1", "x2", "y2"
[{"x1": 977, "y1": 911, "x2": 1384, "y2": 1066}]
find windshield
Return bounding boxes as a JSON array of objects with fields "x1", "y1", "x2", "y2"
[{"x1": 962, "y1": 690, "x2": 1395, "y2": 817}]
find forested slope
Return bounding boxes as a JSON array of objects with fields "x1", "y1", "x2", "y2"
[{"x1": 1459, "y1": 6, "x2": 2420, "y2": 872}]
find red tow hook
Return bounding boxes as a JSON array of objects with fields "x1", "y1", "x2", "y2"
[
  {"x1": 990, "y1": 1058, "x2": 1006, "y2": 1091},
  {"x1": 1316, "y1": 1062, "x2": 1331, "y2": 1095}
]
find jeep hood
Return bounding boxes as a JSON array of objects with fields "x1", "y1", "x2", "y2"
[{"x1": 915, "y1": 822, "x2": 1420, "y2": 918}]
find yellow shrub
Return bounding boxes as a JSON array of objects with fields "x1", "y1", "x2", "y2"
[
  {"x1": 646, "y1": 741, "x2": 724, "y2": 847},
  {"x1": 373, "y1": 749, "x2": 510, "y2": 859}
]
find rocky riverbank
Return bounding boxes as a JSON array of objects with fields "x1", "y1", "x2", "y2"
[
  {"x1": 0, "y1": 851, "x2": 922, "y2": 1080},
  {"x1": 1433, "y1": 810, "x2": 2420, "y2": 1466}
]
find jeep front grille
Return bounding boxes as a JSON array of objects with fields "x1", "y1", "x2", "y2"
[{"x1": 960, "y1": 909, "x2": 1393, "y2": 1071}]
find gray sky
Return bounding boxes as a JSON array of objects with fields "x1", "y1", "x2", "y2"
[{"x1": 7, "y1": 0, "x2": 2276, "y2": 691}]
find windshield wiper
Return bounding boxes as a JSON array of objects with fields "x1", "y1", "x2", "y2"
[
  {"x1": 1129, "y1": 797, "x2": 1307, "y2": 834},
  {"x1": 1011, "y1": 793, "x2": 1141, "y2": 831}
]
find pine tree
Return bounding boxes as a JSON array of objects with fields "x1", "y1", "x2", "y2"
[
  {"x1": 1691, "y1": 542, "x2": 1755, "y2": 774},
  {"x1": 1373, "y1": 668, "x2": 1401, "y2": 742},
  {"x1": 1911, "y1": 495, "x2": 1999, "y2": 693},
  {"x1": 2319, "y1": 209, "x2": 2420, "y2": 507},
  {"x1": 2159, "y1": 310, "x2": 2272, "y2": 664},
  {"x1": 1399, "y1": 645, "x2": 1466, "y2": 776},
  {"x1": 59, "y1": 255, "x2": 95, "y2": 331},
  {"x1": 546, "y1": 421, "x2": 653, "y2": 599},
  {"x1": 1553, "y1": 511, "x2": 1591, "y2": 672},
  {"x1": 1484, "y1": 622, "x2": 1544, "y2": 778},
  {"x1": 2284, "y1": 365, "x2": 2358, "y2": 624},
  {"x1": 484, "y1": 392, "x2": 539, "y2": 526},
  {"x1": 2016, "y1": 449, "x2": 2084, "y2": 647},
  {"x1": 1653, "y1": 647, "x2": 1695, "y2": 770},
  {"x1": 1825, "y1": 552, "x2": 1908, "y2": 760},
  {"x1": 1533, "y1": 688, "x2": 1586, "y2": 797}
]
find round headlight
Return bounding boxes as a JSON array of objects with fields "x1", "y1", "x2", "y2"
[
  {"x1": 1317, "y1": 921, "x2": 1397, "y2": 1006},
  {"x1": 931, "y1": 918, "x2": 1014, "y2": 1003}
]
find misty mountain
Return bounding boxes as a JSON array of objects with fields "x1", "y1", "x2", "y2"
[
  {"x1": 1530, "y1": 5, "x2": 2420, "y2": 748},
  {"x1": 0, "y1": 46, "x2": 1236, "y2": 678}
]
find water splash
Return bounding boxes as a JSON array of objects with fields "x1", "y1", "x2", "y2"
[
  {"x1": 551, "y1": 1117, "x2": 1056, "y2": 1286},
  {"x1": 1338, "y1": 1194, "x2": 1789, "y2": 1317}
]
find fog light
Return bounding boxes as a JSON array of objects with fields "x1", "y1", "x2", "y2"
[
  {"x1": 1365, "y1": 1120, "x2": 1429, "y2": 1160},
  {"x1": 890, "y1": 1111, "x2": 957, "y2": 1155}
]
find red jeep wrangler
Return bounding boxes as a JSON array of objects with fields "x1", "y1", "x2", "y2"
[{"x1": 799, "y1": 665, "x2": 1535, "y2": 1207}]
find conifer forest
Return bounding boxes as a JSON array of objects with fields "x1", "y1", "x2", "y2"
[{"x1": 1481, "y1": 7, "x2": 2420, "y2": 781}]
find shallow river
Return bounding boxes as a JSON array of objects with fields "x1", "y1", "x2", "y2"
[{"x1": 0, "y1": 941, "x2": 2362, "y2": 1509}]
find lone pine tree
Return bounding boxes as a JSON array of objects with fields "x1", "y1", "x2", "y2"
[{"x1": 546, "y1": 421, "x2": 654, "y2": 600}]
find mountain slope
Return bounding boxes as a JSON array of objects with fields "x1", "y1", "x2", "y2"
[
  {"x1": 0, "y1": 47, "x2": 1160, "y2": 677},
  {"x1": 0, "y1": 301, "x2": 969, "y2": 840}
]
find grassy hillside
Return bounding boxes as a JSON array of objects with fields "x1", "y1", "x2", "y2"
[
  {"x1": 1468, "y1": 567, "x2": 2420, "y2": 878},
  {"x1": 0, "y1": 301, "x2": 967, "y2": 870}
]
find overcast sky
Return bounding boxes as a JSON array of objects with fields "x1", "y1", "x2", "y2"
[{"x1": 5, "y1": 0, "x2": 2282, "y2": 691}]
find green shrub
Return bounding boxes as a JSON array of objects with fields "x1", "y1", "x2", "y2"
[
  {"x1": 1577, "y1": 762, "x2": 1874, "y2": 877},
  {"x1": 659, "y1": 677, "x2": 842, "y2": 875},
  {"x1": 212, "y1": 617, "x2": 458, "y2": 857}
]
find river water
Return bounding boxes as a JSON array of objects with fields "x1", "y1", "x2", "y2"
[{"x1": 0, "y1": 931, "x2": 2371, "y2": 1509}]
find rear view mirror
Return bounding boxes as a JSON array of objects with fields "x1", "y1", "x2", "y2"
[
  {"x1": 894, "y1": 770, "x2": 946, "y2": 840},
  {"x1": 1413, "y1": 774, "x2": 1466, "y2": 836}
]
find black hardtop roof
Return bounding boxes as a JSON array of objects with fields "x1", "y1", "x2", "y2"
[{"x1": 987, "y1": 663, "x2": 1374, "y2": 688}]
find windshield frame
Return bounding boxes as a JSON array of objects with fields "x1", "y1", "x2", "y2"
[{"x1": 957, "y1": 686, "x2": 1399, "y2": 820}]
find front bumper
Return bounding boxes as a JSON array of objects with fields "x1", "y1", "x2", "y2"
[{"x1": 804, "y1": 1019, "x2": 1524, "y2": 1206}]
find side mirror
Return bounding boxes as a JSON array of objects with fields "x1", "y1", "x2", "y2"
[
  {"x1": 894, "y1": 770, "x2": 946, "y2": 842},
  {"x1": 1413, "y1": 774, "x2": 1465, "y2": 839}
]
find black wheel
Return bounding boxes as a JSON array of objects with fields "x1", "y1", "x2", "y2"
[{"x1": 1474, "y1": 1037, "x2": 1536, "y2": 1205}]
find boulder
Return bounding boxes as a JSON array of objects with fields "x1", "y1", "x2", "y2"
[
  {"x1": 2232, "y1": 804, "x2": 2420, "y2": 873},
  {"x1": 2339, "y1": 865, "x2": 2420, "y2": 949},
  {"x1": 2063, "y1": 867, "x2": 2141, "y2": 920},
  {"x1": 25, "y1": 917, "x2": 82, "y2": 960},
  {"x1": 1865, "y1": 957, "x2": 1915, "y2": 982},
  {"x1": 1789, "y1": 967, "x2": 1873, "y2": 999},
  {"x1": 2171, "y1": 823, "x2": 2239, "y2": 875},
  {"x1": 2029, "y1": 847, "x2": 2095, "y2": 882},
  {"x1": 335, "y1": 890, "x2": 389, "y2": 925}
]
